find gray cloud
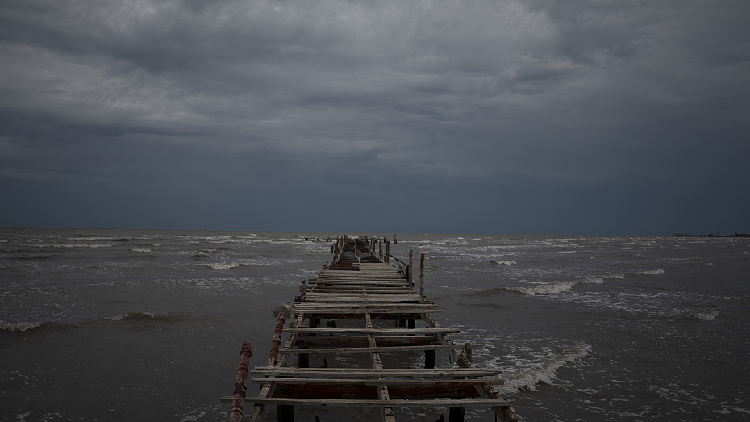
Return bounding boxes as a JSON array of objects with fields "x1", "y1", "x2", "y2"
[{"x1": 1, "y1": 0, "x2": 749, "y2": 234}]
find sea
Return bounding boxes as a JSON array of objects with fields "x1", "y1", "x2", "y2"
[{"x1": 1, "y1": 228, "x2": 748, "y2": 422}]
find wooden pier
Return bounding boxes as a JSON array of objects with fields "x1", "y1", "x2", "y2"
[{"x1": 223, "y1": 236, "x2": 524, "y2": 422}]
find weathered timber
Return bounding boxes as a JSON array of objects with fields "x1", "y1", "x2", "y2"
[
  {"x1": 224, "y1": 397, "x2": 511, "y2": 407},
  {"x1": 285, "y1": 327, "x2": 460, "y2": 334},
  {"x1": 251, "y1": 377, "x2": 504, "y2": 386},
  {"x1": 250, "y1": 368, "x2": 502, "y2": 377},
  {"x1": 279, "y1": 343, "x2": 466, "y2": 354}
]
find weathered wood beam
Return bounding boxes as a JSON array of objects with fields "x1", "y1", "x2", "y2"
[{"x1": 225, "y1": 397, "x2": 511, "y2": 407}]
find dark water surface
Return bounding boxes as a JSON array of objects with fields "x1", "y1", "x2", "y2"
[{"x1": 1, "y1": 228, "x2": 748, "y2": 421}]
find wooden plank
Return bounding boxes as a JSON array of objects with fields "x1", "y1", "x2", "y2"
[
  {"x1": 302, "y1": 296, "x2": 421, "y2": 303},
  {"x1": 293, "y1": 307, "x2": 438, "y2": 314},
  {"x1": 294, "y1": 302, "x2": 434, "y2": 308},
  {"x1": 251, "y1": 368, "x2": 502, "y2": 377},
  {"x1": 223, "y1": 397, "x2": 511, "y2": 407},
  {"x1": 294, "y1": 335, "x2": 438, "y2": 348},
  {"x1": 285, "y1": 327, "x2": 459, "y2": 335},
  {"x1": 279, "y1": 344, "x2": 464, "y2": 354},
  {"x1": 251, "y1": 378, "x2": 504, "y2": 386}
]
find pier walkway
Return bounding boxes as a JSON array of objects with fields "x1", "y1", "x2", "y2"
[{"x1": 224, "y1": 236, "x2": 524, "y2": 422}]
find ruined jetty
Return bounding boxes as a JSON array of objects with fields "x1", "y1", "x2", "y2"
[{"x1": 223, "y1": 236, "x2": 524, "y2": 422}]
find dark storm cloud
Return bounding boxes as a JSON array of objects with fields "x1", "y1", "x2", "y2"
[{"x1": 1, "y1": 0, "x2": 749, "y2": 234}]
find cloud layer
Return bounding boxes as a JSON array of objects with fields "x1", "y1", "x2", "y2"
[{"x1": 2, "y1": 0, "x2": 749, "y2": 234}]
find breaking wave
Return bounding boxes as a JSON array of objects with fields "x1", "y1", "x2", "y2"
[
  {"x1": 104, "y1": 311, "x2": 189, "y2": 323},
  {"x1": 495, "y1": 342, "x2": 592, "y2": 395},
  {"x1": 0, "y1": 321, "x2": 74, "y2": 332},
  {"x1": 692, "y1": 310, "x2": 719, "y2": 321},
  {"x1": 490, "y1": 260, "x2": 517, "y2": 266},
  {"x1": 507, "y1": 273, "x2": 627, "y2": 296},
  {"x1": 202, "y1": 262, "x2": 241, "y2": 270},
  {"x1": 638, "y1": 268, "x2": 665, "y2": 275},
  {"x1": 130, "y1": 248, "x2": 152, "y2": 253},
  {"x1": 25, "y1": 243, "x2": 113, "y2": 249},
  {"x1": 1, "y1": 321, "x2": 45, "y2": 332},
  {"x1": 507, "y1": 281, "x2": 576, "y2": 295}
]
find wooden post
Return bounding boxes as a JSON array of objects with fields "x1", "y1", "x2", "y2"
[
  {"x1": 424, "y1": 349, "x2": 435, "y2": 369},
  {"x1": 420, "y1": 253, "x2": 425, "y2": 300},
  {"x1": 449, "y1": 406, "x2": 465, "y2": 422},
  {"x1": 268, "y1": 313, "x2": 285, "y2": 366},
  {"x1": 277, "y1": 404, "x2": 294, "y2": 422},
  {"x1": 230, "y1": 342, "x2": 252, "y2": 422},
  {"x1": 298, "y1": 346, "x2": 309, "y2": 368},
  {"x1": 385, "y1": 241, "x2": 390, "y2": 264},
  {"x1": 409, "y1": 250, "x2": 413, "y2": 288}
]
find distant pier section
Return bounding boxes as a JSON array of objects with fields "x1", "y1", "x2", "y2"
[{"x1": 222, "y1": 235, "x2": 525, "y2": 422}]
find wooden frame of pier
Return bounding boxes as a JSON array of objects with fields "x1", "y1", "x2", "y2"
[{"x1": 223, "y1": 236, "x2": 524, "y2": 422}]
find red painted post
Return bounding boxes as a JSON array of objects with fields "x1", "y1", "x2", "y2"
[
  {"x1": 267, "y1": 312, "x2": 286, "y2": 366},
  {"x1": 230, "y1": 341, "x2": 253, "y2": 422}
]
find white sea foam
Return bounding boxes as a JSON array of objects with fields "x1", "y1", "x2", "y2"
[
  {"x1": 67, "y1": 236, "x2": 114, "y2": 241},
  {"x1": 490, "y1": 260, "x2": 517, "y2": 266},
  {"x1": 26, "y1": 243, "x2": 112, "y2": 248},
  {"x1": 203, "y1": 262, "x2": 241, "y2": 270},
  {"x1": 495, "y1": 342, "x2": 592, "y2": 395},
  {"x1": 105, "y1": 312, "x2": 157, "y2": 321},
  {"x1": 0, "y1": 322, "x2": 43, "y2": 332},
  {"x1": 639, "y1": 268, "x2": 665, "y2": 275},
  {"x1": 130, "y1": 248, "x2": 152, "y2": 253},
  {"x1": 693, "y1": 310, "x2": 719, "y2": 321},
  {"x1": 507, "y1": 281, "x2": 576, "y2": 295}
]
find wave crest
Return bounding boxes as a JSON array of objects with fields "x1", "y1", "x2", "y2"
[
  {"x1": 0, "y1": 321, "x2": 44, "y2": 332},
  {"x1": 104, "y1": 311, "x2": 188, "y2": 322},
  {"x1": 638, "y1": 268, "x2": 665, "y2": 275},
  {"x1": 203, "y1": 262, "x2": 241, "y2": 270},
  {"x1": 693, "y1": 310, "x2": 719, "y2": 321},
  {"x1": 507, "y1": 281, "x2": 576, "y2": 295},
  {"x1": 490, "y1": 260, "x2": 517, "y2": 266},
  {"x1": 496, "y1": 342, "x2": 592, "y2": 395}
]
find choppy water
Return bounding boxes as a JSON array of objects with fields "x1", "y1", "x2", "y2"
[{"x1": 1, "y1": 228, "x2": 748, "y2": 421}]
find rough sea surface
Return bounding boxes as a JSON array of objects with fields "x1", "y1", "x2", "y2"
[{"x1": 1, "y1": 228, "x2": 748, "y2": 421}]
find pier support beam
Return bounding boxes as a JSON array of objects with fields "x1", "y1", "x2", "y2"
[
  {"x1": 449, "y1": 407, "x2": 465, "y2": 422},
  {"x1": 298, "y1": 347, "x2": 309, "y2": 369},
  {"x1": 277, "y1": 404, "x2": 294, "y2": 422},
  {"x1": 425, "y1": 349, "x2": 436, "y2": 369}
]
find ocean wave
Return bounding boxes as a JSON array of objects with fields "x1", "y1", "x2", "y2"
[
  {"x1": 190, "y1": 248, "x2": 217, "y2": 257},
  {"x1": 490, "y1": 260, "x2": 516, "y2": 266},
  {"x1": 462, "y1": 287, "x2": 508, "y2": 297},
  {"x1": 638, "y1": 268, "x2": 665, "y2": 275},
  {"x1": 202, "y1": 262, "x2": 241, "y2": 270},
  {"x1": 104, "y1": 311, "x2": 189, "y2": 323},
  {"x1": 582, "y1": 273, "x2": 623, "y2": 284},
  {"x1": 692, "y1": 310, "x2": 719, "y2": 321},
  {"x1": 25, "y1": 243, "x2": 112, "y2": 249},
  {"x1": 0, "y1": 321, "x2": 44, "y2": 332},
  {"x1": 507, "y1": 281, "x2": 576, "y2": 295},
  {"x1": 67, "y1": 236, "x2": 114, "y2": 241},
  {"x1": 130, "y1": 248, "x2": 152, "y2": 253},
  {"x1": 495, "y1": 342, "x2": 592, "y2": 395}
]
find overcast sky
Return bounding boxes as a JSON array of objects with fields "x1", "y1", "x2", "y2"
[{"x1": 1, "y1": 0, "x2": 749, "y2": 235}]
